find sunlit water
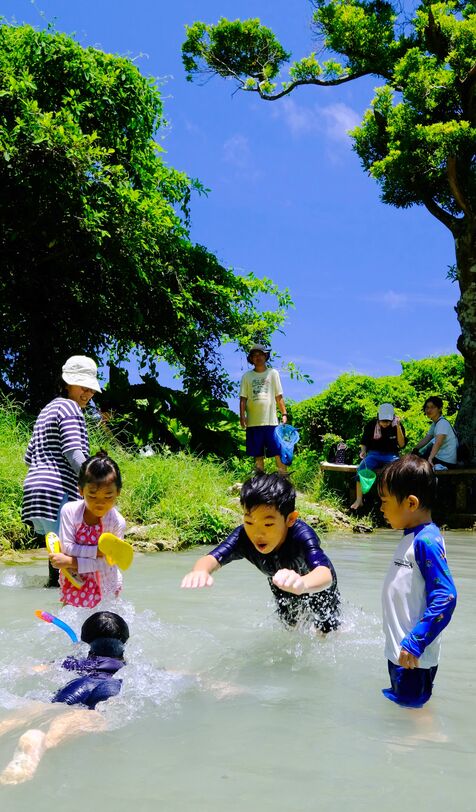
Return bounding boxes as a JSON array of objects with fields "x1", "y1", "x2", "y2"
[{"x1": 0, "y1": 530, "x2": 474, "y2": 812}]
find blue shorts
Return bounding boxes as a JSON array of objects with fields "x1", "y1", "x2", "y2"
[
  {"x1": 246, "y1": 426, "x2": 281, "y2": 458},
  {"x1": 382, "y1": 660, "x2": 438, "y2": 708},
  {"x1": 357, "y1": 452, "x2": 398, "y2": 472}
]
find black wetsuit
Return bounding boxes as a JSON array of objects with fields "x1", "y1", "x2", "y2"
[{"x1": 210, "y1": 519, "x2": 341, "y2": 631}]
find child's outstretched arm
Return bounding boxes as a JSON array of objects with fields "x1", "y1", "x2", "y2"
[
  {"x1": 272, "y1": 565, "x2": 333, "y2": 596},
  {"x1": 181, "y1": 555, "x2": 220, "y2": 589}
]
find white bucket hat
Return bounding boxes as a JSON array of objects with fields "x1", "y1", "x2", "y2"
[
  {"x1": 378, "y1": 402, "x2": 395, "y2": 421},
  {"x1": 62, "y1": 355, "x2": 101, "y2": 393}
]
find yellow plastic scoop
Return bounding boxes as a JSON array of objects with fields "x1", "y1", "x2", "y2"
[
  {"x1": 98, "y1": 533, "x2": 134, "y2": 571},
  {"x1": 45, "y1": 532, "x2": 84, "y2": 590}
]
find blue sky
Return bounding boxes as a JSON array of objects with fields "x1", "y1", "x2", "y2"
[{"x1": 7, "y1": 0, "x2": 461, "y2": 406}]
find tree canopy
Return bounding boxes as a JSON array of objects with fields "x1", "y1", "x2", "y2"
[
  {"x1": 182, "y1": 3, "x2": 476, "y2": 460},
  {"x1": 0, "y1": 22, "x2": 290, "y2": 410},
  {"x1": 292, "y1": 354, "x2": 465, "y2": 457}
]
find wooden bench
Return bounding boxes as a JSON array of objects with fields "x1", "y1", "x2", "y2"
[{"x1": 319, "y1": 462, "x2": 476, "y2": 527}]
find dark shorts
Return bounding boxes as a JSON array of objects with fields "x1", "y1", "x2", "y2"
[
  {"x1": 269, "y1": 581, "x2": 341, "y2": 633},
  {"x1": 246, "y1": 426, "x2": 281, "y2": 458},
  {"x1": 382, "y1": 661, "x2": 438, "y2": 708}
]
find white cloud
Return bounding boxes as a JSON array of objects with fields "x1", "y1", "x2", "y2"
[
  {"x1": 222, "y1": 134, "x2": 252, "y2": 168},
  {"x1": 274, "y1": 98, "x2": 360, "y2": 143},
  {"x1": 362, "y1": 290, "x2": 456, "y2": 310},
  {"x1": 320, "y1": 102, "x2": 361, "y2": 142}
]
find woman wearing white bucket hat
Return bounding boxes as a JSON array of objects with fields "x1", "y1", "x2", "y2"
[{"x1": 22, "y1": 356, "x2": 101, "y2": 585}]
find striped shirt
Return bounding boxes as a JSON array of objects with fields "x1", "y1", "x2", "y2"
[{"x1": 22, "y1": 398, "x2": 89, "y2": 522}]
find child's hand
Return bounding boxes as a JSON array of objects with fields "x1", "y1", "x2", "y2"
[
  {"x1": 272, "y1": 569, "x2": 306, "y2": 595},
  {"x1": 49, "y1": 552, "x2": 74, "y2": 570},
  {"x1": 398, "y1": 649, "x2": 419, "y2": 669},
  {"x1": 181, "y1": 570, "x2": 214, "y2": 589},
  {"x1": 240, "y1": 417, "x2": 247, "y2": 429}
]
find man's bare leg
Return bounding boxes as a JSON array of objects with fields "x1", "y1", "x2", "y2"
[
  {"x1": 274, "y1": 456, "x2": 288, "y2": 476},
  {"x1": 254, "y1": 456, "x2": 265, "y2": 472}
]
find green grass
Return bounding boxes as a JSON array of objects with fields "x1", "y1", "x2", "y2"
[{"x1": 0, "y1": 398, "x2": 356, "y2": 551}]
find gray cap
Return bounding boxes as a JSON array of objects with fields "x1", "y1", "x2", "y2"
[{"x1": 246, "y1": 344, "x2": 271, "y2": 364}]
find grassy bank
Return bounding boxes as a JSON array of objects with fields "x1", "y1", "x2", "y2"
[{"x1": 0, "y1": 399, "x2": 357, "y2": 551}]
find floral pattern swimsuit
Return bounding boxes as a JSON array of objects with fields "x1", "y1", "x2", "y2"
[{"x1": 60, "y1": 521, "x2": 103, "y2": 608}]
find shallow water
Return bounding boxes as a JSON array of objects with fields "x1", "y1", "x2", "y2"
[{"x1": 0, "y1": 530, "x2": 474, "y2": 812}]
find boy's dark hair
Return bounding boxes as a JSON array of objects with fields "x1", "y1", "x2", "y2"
[
  {"x1": 423, "y1": 395, "x2": 443, "y2": 413},
  {"x1": 81, "y1": 611, "x2": 129, "y2": 644},
  {"x1": 240, "y1": 472, "x2": 296, "y2": 517},
  {"x1": 78, "y1": 450, "x2": 122, "y2": 490},
  {"x1": 378, "y1": 456, "x2": 437, "y2": 510}
]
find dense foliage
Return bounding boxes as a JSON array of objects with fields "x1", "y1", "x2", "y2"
[
  {"x1": 182, "y1": 3, "x2": 476, "y2": 460},
  {"x1": 292, "y1": 355, "x2": 465, "y2": 459},
  {"x1": 0, "y1": 23, "x2": 290, "y2": 410}
]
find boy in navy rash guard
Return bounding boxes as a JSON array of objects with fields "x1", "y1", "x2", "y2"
[
  {"x1": 379, "y1": 456, "x2": 457, "y2": 708},
  {"x1": 181, "y1": 473, "x2": 341, "y2": 631}
]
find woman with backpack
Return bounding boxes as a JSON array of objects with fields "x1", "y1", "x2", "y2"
[{"x1": 411, "y1": 396, "x2": 458, "y2": 469}]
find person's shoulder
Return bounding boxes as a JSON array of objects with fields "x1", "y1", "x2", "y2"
[
  {"x1": 56, "y1": 398, "x2": 82, "y2": 417},
  {"x1": 413, "y1": 522, "x2": 444, "y2": 550},
  {"x1": 289, "y1": 518, "x2": 320, "y2": 543},
  {"x1": 433, "y1": 416, "x2": 451, "y2": 431},
  {"x1": 416, "y1": 521, "x2": 442, "y2": 539},
  {"x1": 107, "y1": 506, "x2": 126, "y2": 526},
  {"x1": 61, "y1": 498, "x2": 84, "y2": 517}
]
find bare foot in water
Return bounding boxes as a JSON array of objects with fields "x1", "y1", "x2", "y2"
[{"x1": 0, "y1": 729, "x2": 46, "y2": 785}]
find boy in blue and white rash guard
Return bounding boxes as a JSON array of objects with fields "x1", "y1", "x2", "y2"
[
  {"x1": 181, "y1": 473, "x2": 340, "y2": 632},
  {"x1": 378, "y1": 456, "x2": 457, "y2": 707}
]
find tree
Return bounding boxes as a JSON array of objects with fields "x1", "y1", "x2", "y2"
[
  {"x1": 0, "y1": 23, "x2": 290, "y2": 411},
  {"x1": 182, "y1": 4, "x2": 476, "y2": 461},
  {"x1": 292, "y1": 354, "x2": 464, "y2": 456}
]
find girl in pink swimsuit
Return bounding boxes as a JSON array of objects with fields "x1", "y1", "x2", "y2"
[{"x1": 49, "y1": 452, "x2": 126, "y2": 608}]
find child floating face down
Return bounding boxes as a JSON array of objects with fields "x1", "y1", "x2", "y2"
[
  {"x1": 181, "y1": 473, "x2": 341, "y2": 632},
  {"x1": 0, "y1": 612, "x2": 129, "y2": 785},
  {"x1": 49, "y1": 452, "x2": 126, "y2": 608},
  {"x1": 378, "y1": 456, "x2": 457, "y2": 708}
]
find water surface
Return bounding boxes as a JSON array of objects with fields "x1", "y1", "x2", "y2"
[{"x1": 0, "y1": 530, "x2": 474, "y2": 812}]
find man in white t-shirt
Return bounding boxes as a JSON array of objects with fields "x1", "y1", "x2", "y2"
[{"x1": 239, "y1": 345, "x2": 288, "y2": 473}]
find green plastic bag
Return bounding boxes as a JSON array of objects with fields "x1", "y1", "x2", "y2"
[{"x1": 357, "y1": 467, "x2": 377, "y2": 494}]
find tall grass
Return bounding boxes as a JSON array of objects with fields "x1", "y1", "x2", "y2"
[
  {"x1": 0, "y1": 399, "x2": 354, "y2": 551},
  {"x1": 0, "y1": 398, "x2": 34, "y2": 548}
]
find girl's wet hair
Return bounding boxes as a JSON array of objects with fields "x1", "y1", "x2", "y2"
[
  {"x1": 240, "y1": 472, "x2": 296, "y2": 518},
  {"x1": 78, "y1": 450, "x2": 122, "y2": 490},
  {"x1": 378, "y1": 456, "x2": 437, "y2": 510}
]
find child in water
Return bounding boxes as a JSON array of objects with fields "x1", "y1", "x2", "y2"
[
  {"x1": 0, "y1": 611, "x2": 128, "y2": 785},
  {"x1": 49, "y1": 452, "x2": 125, "y2": 607},
  {"x1": 379, "y1": 456, "x2": 457, "y2": 707},
  {"x1": 181, "y1": 472, "x2": 341, "y2": 631}
]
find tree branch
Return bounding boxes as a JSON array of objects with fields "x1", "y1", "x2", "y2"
[
  {"x1": 447, "y1": 157, "x2": 473, "y2": 218},
  {"x1": 253, "y1": 72, "x2": 375, "y2": 101},
  {"x1": 422, "y1": 196, "x2": 459, "y2": 232}
]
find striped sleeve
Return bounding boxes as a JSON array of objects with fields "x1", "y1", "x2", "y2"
[{"x1": 57, "y1": 401, "x2": 89, "y2": 454}]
